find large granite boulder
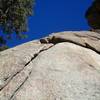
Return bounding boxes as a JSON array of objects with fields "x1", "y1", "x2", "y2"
[{"x1": 0, "y1": 31, "x2": 100, "y2": 100}]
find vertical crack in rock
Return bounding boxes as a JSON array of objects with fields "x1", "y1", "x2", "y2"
[
  {"x1": 9, "y1": 71, "x2": 32, "y2": 100},
  {"x1": 0, "y1": 55, "x2": 35, "y2": 91},
  {"x1": 7, "y1": 45, "x2": 54, "y2": 100}
]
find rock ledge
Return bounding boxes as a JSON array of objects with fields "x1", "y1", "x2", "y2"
[{"x1": 0, "y1": 31, "x2": 100, "y2": 100}]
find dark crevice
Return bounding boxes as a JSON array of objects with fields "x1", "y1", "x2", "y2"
[
  {"x1": 9, "y1": 71, "x2": 32, "y2": 100},
  {"x1": 40, "y1": 36, "x2": 100, "y2": 55},
  {"x1": 0, "y1": 45, "x2": 53, "y2": 100},
  {"x1": 40, "y1": 36, "x2": 83, "y2": 46},
  {"x1": 0, "y1": 45, "x2": 53, "y2": 92},
  {"x1": 87, "y1": 63, "x2": 100, "y2": 74},
  {"x1": 85, "y1": 43, "x2": 100, "y2": 54},
  {"x1": 88, "y1": 64, "x2": 96, "y2": 69},
  {"x1": 0, "y1": 58, "x2": 32, "y2": 91},
  {"x1": 8, "y1": 45, "x2": 54, "y2": 100}
]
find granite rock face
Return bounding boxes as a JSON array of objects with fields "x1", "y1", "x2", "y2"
[{"x1": 0, "y1": 31, "x2": 100, "y2": 100}]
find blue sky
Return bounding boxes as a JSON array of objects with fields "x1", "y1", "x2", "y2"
[{"x1": 7, "y1": 0, "x2": 93, "y2": 47}]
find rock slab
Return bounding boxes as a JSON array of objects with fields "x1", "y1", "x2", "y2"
[{"x1": 0, "y1": 31, "x2": 100, "y2": 100}]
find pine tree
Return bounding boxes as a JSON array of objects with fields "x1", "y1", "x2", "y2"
[
  {"x1": 0, "y1": 0, "x2": 34, "y2": 35},
  {"x1": 0, "y1": 0, "x2": 35, "y2": 51}
]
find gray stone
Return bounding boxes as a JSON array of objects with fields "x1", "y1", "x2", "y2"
[{"x1": 0, "y1": 31, "x2": 100, "y2": 100}]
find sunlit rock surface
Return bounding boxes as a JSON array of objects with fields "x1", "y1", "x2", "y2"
[{"x1": 0, "y1": 31, "x2": 100, "y2": 100}]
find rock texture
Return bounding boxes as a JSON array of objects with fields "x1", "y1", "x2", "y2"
[{"x1": 0, "y1": 31, "x2": 100, "y2": 100}]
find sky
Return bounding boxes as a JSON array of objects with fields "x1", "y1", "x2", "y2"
[{"x1": 7, "y1": 0, "x2": 93, "y2": 47}]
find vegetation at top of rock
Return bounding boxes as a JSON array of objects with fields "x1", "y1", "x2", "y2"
[
  {"x1": 85, "y1": 0, "x2": 100, "y2": 29},
  {"x1": 0, "y1": 0, "x2": 35, "y2": 51},
  {"x1": 0, "y1": 0, "x2": 35, "y2": 35}
]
